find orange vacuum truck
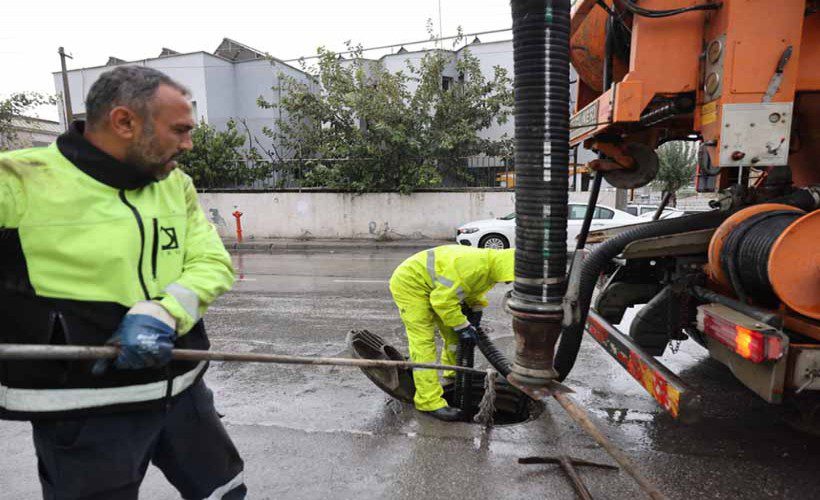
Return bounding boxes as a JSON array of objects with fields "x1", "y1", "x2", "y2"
[{"x1": 560, "y1": 0, "x2": 820, "y2": 426}]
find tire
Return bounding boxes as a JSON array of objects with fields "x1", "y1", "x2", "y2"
[{"x1": 479, "y1": 233, "x2": 509, "y2": 249}]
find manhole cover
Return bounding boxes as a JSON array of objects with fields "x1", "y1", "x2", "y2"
[
  {"x1": 348, "y1": 329, "x2": 415, "y2": 404},
  {"x1": 349, "y1": 330, "x2": 542, "y2": 425}
]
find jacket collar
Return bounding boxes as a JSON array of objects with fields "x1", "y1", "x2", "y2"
[{"x1": 56, "y1": 121, "x2": 157, "y2": 190}]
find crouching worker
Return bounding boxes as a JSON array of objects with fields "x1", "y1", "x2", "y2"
[{"x1": 389, "y1": 245, "x2": 514, "y2": 421}]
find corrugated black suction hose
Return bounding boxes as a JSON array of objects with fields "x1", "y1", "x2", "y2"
[
  {"x1": 510, "y1": 0, "x2": 571, "y2": 305},
  {"x1": 475, "y1": 327, "x2": 512, "y2": 377},
  {"x1": 454, "y1": 335, "x2": 476, "y2": 413},
  {"x1": 554, "y1": 210, "x2": 729, "y2": 381},
  {"x1": 720, "y1": 210, "x2": 803, "y2": 304}
]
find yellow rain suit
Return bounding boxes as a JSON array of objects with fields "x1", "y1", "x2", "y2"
[{"x1": 389, "y1": 245, "x2": 515, "y2": 411}]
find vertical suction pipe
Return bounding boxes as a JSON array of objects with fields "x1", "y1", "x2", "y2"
[
  {"x1": 454, "y1": 334, "x2": 477, "y2": 416},
  {"x1": 508, "y1": 0, "x2": 572, "y2": 386}
]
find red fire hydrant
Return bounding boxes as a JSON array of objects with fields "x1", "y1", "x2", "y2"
[{"x1": 232, "y1": 208, "x2": 244, "y2": 243}]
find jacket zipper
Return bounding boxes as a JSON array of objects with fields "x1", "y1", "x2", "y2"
[
  {"x1": 121, "y1": 191, "x2": 175, "y2": 410},
  {"x1": 151, "y1": 218, "x2": 159, "y2": 280},
  {"x1": 118, "y1": 190, "x2": 151, "y2": 300}
]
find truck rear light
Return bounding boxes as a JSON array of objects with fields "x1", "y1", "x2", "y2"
[{"x1": 697, "y1": 305, "x2": 783, "y2": 363}]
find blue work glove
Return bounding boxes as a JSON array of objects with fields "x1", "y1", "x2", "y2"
[
  {"x1": 466, "y1": 309, "x2": 483, "y2": 328},
  {"x1": 455, "y1": 324, "x2": 479, "y2": 343},
  {"x1": 92, "y1": 302, "x2": 177, "y2": 375}
]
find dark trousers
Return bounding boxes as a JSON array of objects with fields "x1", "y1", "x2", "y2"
[{"x1": 31, "y1": 380, "x2": 246, "y2": 500}]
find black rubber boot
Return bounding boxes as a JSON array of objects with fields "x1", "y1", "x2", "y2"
[{"x1": 425, "y1": 406, "x2": 463, "y2": 422}]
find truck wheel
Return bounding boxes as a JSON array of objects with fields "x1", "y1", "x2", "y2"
[{"x1": 479, "y1": 234, "x2": 509, "y2": 250}]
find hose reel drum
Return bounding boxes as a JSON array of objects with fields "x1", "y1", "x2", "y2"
[{"x1": 707, "y1": 204, "x2": 820, "y2": 320}]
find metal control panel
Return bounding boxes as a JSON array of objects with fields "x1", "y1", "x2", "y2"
[{"x1": 718, "y1": 102, "x2": 793, "y2": 167}]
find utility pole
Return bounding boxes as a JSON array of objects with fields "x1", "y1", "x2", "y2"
[
  {"x1": 615, "y1": 188, "x2": 628, "y2": 210},
  {"x1": 58, "y1": 47, "x2": 74, "y2": 128},
  {"x1": 438, "y1": 0, "x2": 443, "y2": 48}
]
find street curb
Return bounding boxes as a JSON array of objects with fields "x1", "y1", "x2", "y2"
[{"x1": 224, "y1": 239, "x2": 452, "y2": 253}]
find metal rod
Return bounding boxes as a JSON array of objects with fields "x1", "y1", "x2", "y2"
[
  {"x1": 0, "y1": 344, "x2": 487, "y2": 375},
  {"x1": 553, "y1": 392, "x2": 668, "y2": 500},
  {"x1": 520, "y1": 455, "x2": 618, "y2": 499},
  {"x1": 652, "y1": 191, "x2": 673, "y2": 220},
  {"x1": 559, "y1": 455, "x2": 595, "y2": 500},
  {"x1": 574, "y1": 12, "x2": 613, "y2": 252},
  {"x1": 575, "y1": 173, "x2": 603, "y2": 251},
  {"x1": 58, "y1": 46, "x2": 74, "y2": 127}
]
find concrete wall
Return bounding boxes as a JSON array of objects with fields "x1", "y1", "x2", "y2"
[{"x1": 199, "y1": 190, "x2": 616, "y2": 240}]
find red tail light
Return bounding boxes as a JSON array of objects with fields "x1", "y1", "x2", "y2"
[{"x1": 697, "y1": 305, "x2": 783, "y2": 363}]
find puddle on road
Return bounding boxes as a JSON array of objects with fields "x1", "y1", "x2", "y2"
[{"x1": 591, "y1": 407, "x2": 656, "y2": 424}]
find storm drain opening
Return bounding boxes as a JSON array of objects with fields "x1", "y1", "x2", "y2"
[{"x1": 443, "y1": 376, "x2": 544, "y2": 426}]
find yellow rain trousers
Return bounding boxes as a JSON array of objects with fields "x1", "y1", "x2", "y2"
[{"x1": 389, "y1": 245, "x2": 515, "y2": 411}]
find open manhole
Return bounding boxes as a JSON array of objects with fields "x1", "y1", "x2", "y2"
[
  {"x1": 443, "y1": 375, "x2": 544, "y2": 426},
  {"x1": 348, "y1": 330, "x2": 542, "y2": 426}
]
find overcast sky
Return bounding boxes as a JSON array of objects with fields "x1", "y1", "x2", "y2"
[{"x1": 1, "y1": 0, "x2": 513, "y2": 121}]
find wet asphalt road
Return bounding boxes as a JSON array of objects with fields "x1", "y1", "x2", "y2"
[{"x1": 1, "y1": 249, "x2": 819, "y2": 499}]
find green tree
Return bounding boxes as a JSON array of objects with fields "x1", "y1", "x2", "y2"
[
  {"x1": 260, "y1": 40, "x2": 513, "y2": 193},
  {"x1": 177, "y1": 119, "x2": 269, "y2": 188},
  {"x1": 0, "y1": 93, "x2": 55, "y2": 151},
  {"x1": 653, "y1": 141, "x2": 697, "y2": 207}
]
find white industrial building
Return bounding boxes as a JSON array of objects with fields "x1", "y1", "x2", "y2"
[
  {"x1": 0, "y1": 116, "x2": 62, "y2": 150},
  {"x1": 53, "y1": 39, "x2": 315, "y2": 158},
  {"x1": 54, "y1": 37, "x2": 595, "y2": 188}
]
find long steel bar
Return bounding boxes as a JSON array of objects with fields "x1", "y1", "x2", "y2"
[
  {"x1": 0, "y1": 344, "x2": 487, "y2": 375},
  {"x1": 553, "y1": 392, "x2": 668, "y2": 500}
]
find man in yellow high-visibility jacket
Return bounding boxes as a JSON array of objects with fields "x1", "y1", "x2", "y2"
[
  {"x1": 0, "y1": 66, "x2": 245, "y2": 498},
  {"x1": 389, "y1": 245, "x2": 514, "y2": 421}
]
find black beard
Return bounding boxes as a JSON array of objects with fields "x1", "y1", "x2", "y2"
[{"x1": 124, "y1": 134, "x2": 173, "y2": 179}]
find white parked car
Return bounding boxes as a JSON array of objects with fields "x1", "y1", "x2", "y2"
[
  {"x1": 636, "y1": 207, "x2": 686, "y2": 221},
  {"x1": 625, "y1": 204, "x2": 660, "y2": 217},
  {"x1": 636, "y1": 207, "x2": 709, "y2": 221},
  {"x1": 455, "y1": 203, "x2": 638, "y2": 250}
]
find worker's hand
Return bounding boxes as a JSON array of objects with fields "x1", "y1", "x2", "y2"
[
  {"x1": 455, "y1": 324, "x2": 479, "y2": 343},
  {"x1": 460, "y1": 304, "x2": 483, "y2": 328},
  {"x1": 92, "y1": 302, "x2": 177, "y2": 375}
]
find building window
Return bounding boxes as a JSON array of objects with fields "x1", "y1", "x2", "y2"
[{"x1": 442, "y1": 76, "x2": 454, "y2": 91}]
